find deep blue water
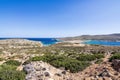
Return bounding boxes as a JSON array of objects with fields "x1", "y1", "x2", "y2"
[
  {"x1": 26, "y1": 38, "x2": 58, "y2": 46},
  {"x1": 84, "y1": 40, "x2": 120, "y2": 46},
  {"x1": 0, "y1": 38, "x2": 58, "y2": 46}
]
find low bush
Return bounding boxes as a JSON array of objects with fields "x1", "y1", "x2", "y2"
[
  {"x1": 77, "y1": 54, "x2": 104, "y2": 61},
  {"x1": 109, "y1": 53, "x2": 120, "y2": 62},
  {"x1": 4, "y1": 60, "x2": 21, "y2": 66},
  {"x1": 0, "y1": 64, "x2": 17, "y2": 70},
  {"x1": 64, "y1": 60, "x2": 90, "y2": 73},
  {"x1": 0, "y1": 70, "x2": 25, "y2": 80}
]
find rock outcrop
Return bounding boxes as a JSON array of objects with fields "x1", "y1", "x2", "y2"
[
  {"x1": 23, "y1": 61, "x2": 69, "y2": 80},
  {"x1": 112, "y1": 59, "x2": 120, "y2": 72}
]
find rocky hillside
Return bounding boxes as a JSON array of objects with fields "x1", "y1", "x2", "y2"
[
  {"x1": 0, "y1": 39, "x2": 42, "y2": 48},
  {"x1": 59, "y1": 33, "x2": 120, "y2": 41}
]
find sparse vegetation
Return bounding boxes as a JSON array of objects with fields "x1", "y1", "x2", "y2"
[
  {"x1": 5, "y1": 60, "x2": 21, "y2": 66},
  {"x1": 76, "y1": 54, "x2": 104, "y2": 61},
  {"x1": 0, "y1": 58, "x2": 4, "y2": 61},
  {"x1": 109, "y1": 53, "x2": 120, "y2": 62},
  {"x1": 0, "y1": 59, "x2": 25, "y2": 80},
  {"x1": 0, "y1": 70, "x2": 25, "y2": 80},
  {"x1": 0, "y1": 64, "x2": 17, "y2": 70}
]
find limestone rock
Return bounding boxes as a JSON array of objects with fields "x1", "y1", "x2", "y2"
[{"x1": 23, "y1": 61, "x2": 67, "y2": 80}]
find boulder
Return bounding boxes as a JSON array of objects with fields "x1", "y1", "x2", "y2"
[
  {"x1": 23, "y1": 64, "x2": 35, "y2": 74},
  {"x1": 44, "y1": 72, "x2": 50, "y2": 77}
]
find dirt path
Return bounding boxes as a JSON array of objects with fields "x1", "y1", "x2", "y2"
[{"x1": 103, "y1": 53, "x2": 111, "y2": 62}]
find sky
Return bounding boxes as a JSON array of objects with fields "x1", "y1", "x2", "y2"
[{"x1": 0, "y1": 0, "x2": 120, "y2": 38}]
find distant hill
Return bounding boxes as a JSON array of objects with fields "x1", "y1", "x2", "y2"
[{"x1": 58, "y1": 33, "x2": 120, "y2": 41}]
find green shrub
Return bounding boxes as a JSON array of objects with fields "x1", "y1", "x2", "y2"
[
  {"x1": 64, "y1": 60, "x2": 90, "y2": 73},
  {"x1": 0, "y1": 70, "x2": 25, "y2": 80},
  {"x1": 77, "y1": 54, "x2": 104, "y2": 61},
  {"x1": 30, "y1": 56, "x2": 43, "y2": 61},
  {"x1": 0, "y1": 60, "x2": 21, "y2": 71},
  {"x1": 0, "y1": 64, "x2": 17, "y2": 70},
  {"x1": 30, "y1": 54, "x2": 60, "y2": 62},
  {"x1": 109, "y1": 53, "x2": 120, "y2": 62},
  {"x1": 94, "y1": 54, "x2": 104, "y2": 59},
  {"x1": 5, "y1": 60, "x2": 21, "y2": 66}
]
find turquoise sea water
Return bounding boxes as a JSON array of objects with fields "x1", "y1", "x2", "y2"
[
  {"x1": 84, "y1": 40, "x2": 120, "y2": 46},
  {"x1": 0, "y1": 38, "x2": 58, "y2": 46}
]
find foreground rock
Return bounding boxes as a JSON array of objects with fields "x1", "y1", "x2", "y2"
[
  {"x1": 112, "y1": 59, "x2": 120, "y2": 72},
  {"x1": 23, "y1": 61, "x2": 70, "y2": 80}
]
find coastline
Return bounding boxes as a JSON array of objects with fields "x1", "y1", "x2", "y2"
[
  {"x1": 0, "y1": 38, "x2": 58, "y2": 47},
  {"x1": 1, "y1": 38, "x2": 120, "y2": 47}
]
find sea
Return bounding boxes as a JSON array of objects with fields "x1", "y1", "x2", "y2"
[
  {"x1": 1, "y1": 38, "x2": 120, "y2": 46},
  {"x1": 0, "y1": 38, "x2": 58, "y2": 46},
  {"x1": 84, "y1": 40, "x2": 120, "y2": 46}
]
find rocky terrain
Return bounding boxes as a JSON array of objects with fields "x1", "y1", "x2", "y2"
[
  {"x1": 0, "y1": 39, "x2": 120, "y2": 80},
  {"x1": 23, "y1": 53, "x2": 120, "y2": 80},
  {"x1": 0, "y1": 39, "x2": 42, "y2": 48},
  {"x1": 24, "y1": 61, "x2": 71, "y2": 80}
]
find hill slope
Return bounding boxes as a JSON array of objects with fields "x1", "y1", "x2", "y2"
[{"x1": 59, "y1": 33, "x2": 120, "y2": 41}]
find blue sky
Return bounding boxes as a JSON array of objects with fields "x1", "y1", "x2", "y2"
[{"x1": 0, "y1": 0, "x2": 120, "y2": 37}]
